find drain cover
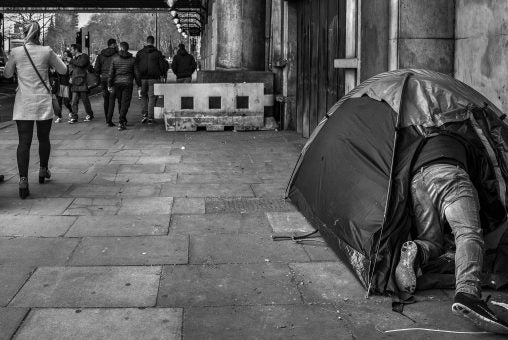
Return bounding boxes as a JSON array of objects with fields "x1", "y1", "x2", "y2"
[{"x1": 205, "y1": 198, "x2": 295, "y2": 213}]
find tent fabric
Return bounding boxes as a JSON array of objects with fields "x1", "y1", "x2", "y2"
[{"x1": 286, "y1": 69, "x2": 508, "y2": 295}]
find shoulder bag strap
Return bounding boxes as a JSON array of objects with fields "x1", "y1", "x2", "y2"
[{"x1": 23, "y1": 44, "x2": 52, "y2": 94}]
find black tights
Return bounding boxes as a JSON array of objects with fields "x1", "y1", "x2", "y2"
[{"x1": 16, "y1": 119, "x2": 52, "y2": 178}]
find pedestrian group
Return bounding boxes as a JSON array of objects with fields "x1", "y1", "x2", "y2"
[{"x1": 2, "y1": 21, "x2": 197, "y2": 199}]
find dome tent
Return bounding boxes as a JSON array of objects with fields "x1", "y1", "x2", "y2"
[{"x1": 286, "y1": 69, "x2": 508, "y2": 295}]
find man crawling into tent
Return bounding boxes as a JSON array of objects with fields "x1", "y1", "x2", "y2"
[{"x1": 395, "y1": 132, "x2": 508, "y2": 334}]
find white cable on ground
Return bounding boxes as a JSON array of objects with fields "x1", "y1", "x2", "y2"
[{"x1": 382, "y1": 328, "x2": 489, "y2": 335}]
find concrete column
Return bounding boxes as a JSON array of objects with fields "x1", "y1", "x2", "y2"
[{"x1": 215, "y1": 0, "x2": 266, "y2": 70}]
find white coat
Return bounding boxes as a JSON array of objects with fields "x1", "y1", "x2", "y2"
[{"x1": 4, "y1": 43, "x2": 67, "y2": 121}]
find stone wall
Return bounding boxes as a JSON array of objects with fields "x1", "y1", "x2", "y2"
[
  {"x1": 397, "y1": 0, "x2": 455, "y2": 74},
  {"x1": 455, "y1": 0, "x2": 508, "y2": 113}
]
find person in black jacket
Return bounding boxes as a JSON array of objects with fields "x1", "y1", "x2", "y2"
[
  {"x1": 135, "y1": 36, "x2": 166, "y2": 124},
  {"x1": 94, "y1": 38, "x2": 119, "y2": 123},
  {"x1": 108, "y1": 42, "x2": 140, "y2": 130},
  {"x1": 52, "y1": 51, "x2": 73, "y2": 122},
  {"x1": 171, "y1": 43, "x2": 197, "y2": 83},
  {"x1": 69, "y1": 44, "x2": 94, "y2": 124}
]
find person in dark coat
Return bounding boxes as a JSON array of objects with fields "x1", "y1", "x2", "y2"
[
  {"x1": 69, "y1": 44, "x2": 94, "y2": 123},
  {"x1": 108, "y1": 42, "x2": 140, "y2": 130},
  {"x1": 135, "y1": 35, "x2": 166, "y2": 124},
  {"x1": 52, "y1": 50, "x2": 73, "y2": 122},
  {"x1": 171, "y1": 43, "x2": 197, "y2": 83},
  {"x1": 94, "y1": 38, "x2": 119, "y2": 123}
]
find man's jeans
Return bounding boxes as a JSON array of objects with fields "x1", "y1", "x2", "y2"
[
  {"x1": 108, "y1": 84, "x2": 133, "y2": 124},
  {"x1": 140, "y1": 79, "x2": 157, "y2": 119},
  {"x1": 101, "y1": 80, "x2": 120, "y2": 120},
  {"x1": 411, "y1": 164, "x2": 484, "y2": 297},
  {"x1": 71, "y1": 91, "x2": 94, "y2": 120}
]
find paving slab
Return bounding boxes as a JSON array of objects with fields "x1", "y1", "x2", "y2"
[
  {"x1": 0, "y1": 308, "x2": 29, "y2": 340},
  {"x1": 190, "y1": 234, "x2": 309, "y2": 264},
  {"x1": 340, "y1": 300, "x2": 502, "y2": 340},
  {"x1": 0, "y1": 198, "x2": 73, "y2": 215},
  {"x1": 105, "y1": 149, "x2": 172, "y2": 157},
  {"x1": 136, "y1": 156, "x2": 181, "y2": 164},
  {"x1": 161, "y1": 183, "x2": 254, "y2": 197},
  {"x1": 251, "y1": 183, "x2": 287, "y2": 198},
  {"x1": 170, "y1": 213, "x2": 272, "y2": 235},
  {"x1": 117, "y1": 164, "x2": 166, "y2": 173},
  {"x1": 158, "y1": 263, "x2": 301, "y2": 307},
  {"x1": 66, "y1": 215, "x2": 169, "y2": 237},
  {"x1": 67, "y1": 185, "x2": 125, "y2": 197},
  {"x1": 10, "y1": 266, "x2": 161, "y2": 308},
  {"x1": 177, "y1": 173, "x2": 262, "y2": 184},
  {"x1": 0, "y1": 182, "x2": 72, "y2": 198},
  {"x1": 111, "y1": 173, "x2": 177, "y2": 184},
  {"x1": 172, "y1": 198, "x2": 205, "y2": 214},
  {"x1": 68, "y1": 235, "x2": 188, "y2": 266},
  {"x1": 0, "y1": 216, "x2": 76, "y2": 237},
  {"x1": 118, "y1": 197, "x2": 173, "y2": 215},
  {"x1": 290, "y1": 262, "x2": 385, "y2": 303},
  {"x1": 57, "y1": 140, "x2": 122, "y2": 150},
  {"x1": 266, "y1": 211, "x2": 314, "y2": 233},
  {"x1": 0, "y1": 238, "x2": 79, "y2": 266},
  {"x1": 63, "y1": 197, "x2": 121, "y2": 215},
  {"x1": 301, "y1": 241, "x2": 341, "y2": 262},
  {"x1": 15, "y1": 308, "x2": 182, "y2": 340},
  {"x1": 0, "y1": 266, "x2": 34, "y2": 307},
  {"x1": 49, "y1": 157, "x2": 112, "y2": 168},
  {"x1": 183, "y1": 305, "x2": 351, "y2": 340}
]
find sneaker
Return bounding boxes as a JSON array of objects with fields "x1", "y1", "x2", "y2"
[
  {"x1": 55, "y1": 117, "x2": 62, "y2": 123},
  {"x1": 453, "y1": 292, "x2": 508, "y2": 334},
  {"x1": 147, "y1": 118, "x2": 154, "y2": 125},
  {"x1": 84, "y1": 115, "x2": 94, "y2": 122},
  {"x1": 141, "y1": 117, "x2": 148, "y2": 124},
  {"x1": 395, "y1": 241, "x2": 418, "y2": 294},
  {"x1": 69, "y1": 118, "x2": 78, "y2": 124},
  {"x1": 118, "y1": 123, "x2": 126, "y2": 131},
  {"x1": 107, "y1": 122, "x2": 115, "y2": 127}
]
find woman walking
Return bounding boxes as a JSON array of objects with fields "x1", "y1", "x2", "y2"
[{"x1": 3, "y1": 22, "x2": 67, "y2": 199}]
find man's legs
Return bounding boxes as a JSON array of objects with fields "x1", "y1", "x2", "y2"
[
  {"x1": 107, "y1": 86, "x2": 118, "y2": 125},
  {"x1": 81, "y1": 91, "x2": 94, "y2": 119},
  {"x1": 101, "y1": 80, "x2": 110, "y2": 121},
  {"x1": 140, "y1": 79, "x2": 149, "y2": 119},
  {"x1": 70, "y1": 92, "x2": 80, "y2": 120},
  {"x1": 119, "y1": 85, "x2": 133, "y2": 125}
]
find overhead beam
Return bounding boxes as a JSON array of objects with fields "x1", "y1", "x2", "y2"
[{"x1": 0, "y1": 7, "x2": 171, "y2": 13}]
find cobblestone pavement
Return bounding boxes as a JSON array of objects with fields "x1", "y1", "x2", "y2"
[{"x1": 0, "y1": 95, "x2": 506, "y2": 339}]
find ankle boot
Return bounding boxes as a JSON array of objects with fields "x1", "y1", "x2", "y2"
[
  {"x1": 39, "y1": 167, "x2": 51, "y2": 184},
  {"x1": 19, "y1": 177, "x2": 30, "y2": 199}
]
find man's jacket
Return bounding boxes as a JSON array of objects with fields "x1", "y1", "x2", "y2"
[
  {"x1": 108, "y1": 51, "x2": 141, "y2": 88},
  {"x1": 171, "y1": 49, "x2": 197, "y2": 79},
  {"x1": 135, "y1": 45, "x2": 165, "y2": 79},
  {"x1": 94, "y1": 47, "x2": 118, "y2": 81},
  {"x1": 69, "y1": 53, "x2": 90, "y2": 92}
]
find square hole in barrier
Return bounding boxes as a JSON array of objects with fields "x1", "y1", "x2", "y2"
[
  {"x1": 181, "y1": 97, "x2": 194, "y2": 110},
  {"x1": 209, "y1": 96, "x2": 222, "y2": 109},
  {"x1": 236, "y1": 96, "x2": 249, "y2": 109}
]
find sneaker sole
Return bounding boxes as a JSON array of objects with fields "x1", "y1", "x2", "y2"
[
  {"x1": 452, "y1": 302, "x2": 508, "y2": 334},
  {"x1": 395, "y1": 241, "x2": 417, "y2": 293}
]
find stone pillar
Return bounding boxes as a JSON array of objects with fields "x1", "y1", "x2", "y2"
[{"x1": 215, "y1": 0, "x2": 266, "y2": 70}]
